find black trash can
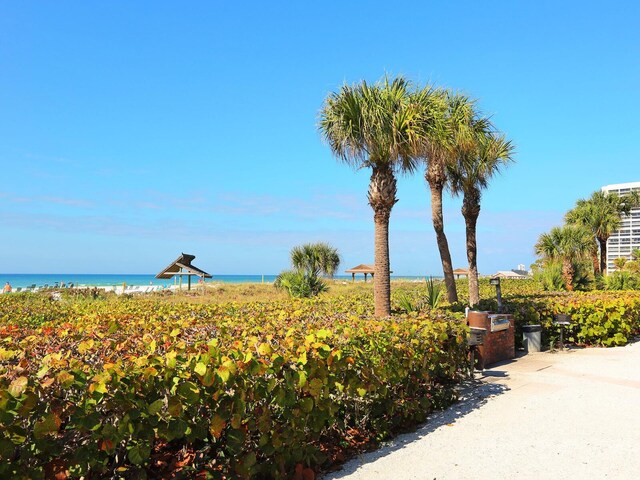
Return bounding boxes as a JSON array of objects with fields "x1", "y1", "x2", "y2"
[{"x1": 522, "y1": 324, "x2": 542, "y2": 353}]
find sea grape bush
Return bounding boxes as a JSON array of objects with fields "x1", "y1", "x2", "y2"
[
  {"x1": 471, "y1": 290, "x2": 640, "y2": 347},
  {"x1": 0, "y1": 295, "x2": 468, "y2": 479},
  {"x1": 451, "y1": 279, "x2": 640, "y2": 346}
]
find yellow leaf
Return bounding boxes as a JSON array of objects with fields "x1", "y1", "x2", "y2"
[
  {"x1": 316, "y1": 329, "x2": 332, "y2": 340},
  {"x1": 217, "y1": 365, "x2": 231, "y2": 383},
  {"x1": 8, "y1": 376, "x2": 28, "y2": 397},
  {"x1": 77, "y1": 339, "x2": 95, "y2": 354},
  {"x1": 257, "y1": 343, "x2": 272, "y2": 356},
  {"x1": 298, "y1": 351, "x2": 308, "y2": 365},
  {"x1": 210, "y1": 415, "x2": 226, "y2": 439},
  {"x1": 56, "y1": 371, "x2": 75, "y2": 388},
  {"x1": 194, "y1": 362, "x2": 207, "y2": 376}
]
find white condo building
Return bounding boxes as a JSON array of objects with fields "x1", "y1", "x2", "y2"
[{"x1": 601, "y1": 182, "x2": 640, "y2": 272}]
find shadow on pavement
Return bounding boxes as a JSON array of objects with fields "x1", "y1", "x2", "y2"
[{"x1": 323, "y1": 380, "x2": 509, "y2": 479}]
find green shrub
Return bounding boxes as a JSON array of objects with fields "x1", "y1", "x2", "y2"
[
  {"x1": 425, "y1": 277, "x2": 443, "y2": 309},
  {"x1": 274, "y1": 270, "x2": 328, "y2": 298},
  {"x1": 606, "y1": 271, "x2": 640, "y2": 290}
]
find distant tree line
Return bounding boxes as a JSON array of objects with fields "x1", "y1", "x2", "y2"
[{"x1": 534, "y1": 190, "x2": 640, "y2": 291}]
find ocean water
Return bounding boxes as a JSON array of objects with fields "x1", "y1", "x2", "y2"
[{"x1": 0, "y1": 274, "x2": 431, "y2": 289}]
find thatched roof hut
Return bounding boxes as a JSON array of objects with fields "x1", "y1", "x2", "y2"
[{"x1": 156, "y1": 253, "x2": 211, "y2": 290}]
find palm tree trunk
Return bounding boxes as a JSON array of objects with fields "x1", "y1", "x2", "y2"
[
  {"x1": 427, "y1": 166, "x2": 458, "y2": 303},
  {"x1": 373, "y1": 213, "x2": 391, "y2": 317},
  {"x1": 591, "y1": 251, "x2": 600, "y2": 276},
  {"x1": 462, "y1": 192, "x2": 481, "y2": 306},
  {"x1": 562, "y1": 259, "x2": 575, "y2": 291},
  {"x1": 597, "y1": 237, "x2": 608, "y2": 275},
  {"x1": 368, "y1": 165, "x2": 397, "y2": 317}
]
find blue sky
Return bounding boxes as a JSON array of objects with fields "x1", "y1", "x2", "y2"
[{"x1": 0, "y1": 1, "x2": 638, "y2": 275}]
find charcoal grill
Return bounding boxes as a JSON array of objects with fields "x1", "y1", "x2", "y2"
[
  {"x1": 468, "y1": 327, "x2": 486, "y2": 377},
  {"x1": 553, "y1": 314, "x2": 572, "y2": 349}
]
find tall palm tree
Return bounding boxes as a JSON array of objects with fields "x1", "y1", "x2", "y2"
[
  {"x1": 319, "y1": 76, "x2": 421, "y2": 317},
  {"x1": 414, "y1": 90, "x2": 478, "y2": 303},
  {"x1": 448, "y1": 130, "x2": 514, "y2": 306},
  {"x1": 534, "y1": 225, "x2": 593, "y2": 291},
  {"x1": 565, "y1": 190, "x2": 640, "y2": 274},
  {"x1": 291, "y1": 242, "x2": 340, "y2": 277}
]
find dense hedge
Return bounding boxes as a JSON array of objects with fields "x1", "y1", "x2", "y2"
[
  {"x1": 479, "y1": 291, "x2": 640, "y2": 348},
  {"x1": 450, "y1": 279, "x2": 640, "y2": 347},
  {"x1": 0, "y1": 295, "x2": 468, "y2": 479}
]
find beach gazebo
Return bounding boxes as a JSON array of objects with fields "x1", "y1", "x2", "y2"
[
  {"x1": 345, "y1": 264, "x2": 393, "y2": 282},
  {"x1": 453, "y1": 268, "x2": 470, "y2": 279},
  {"x1": 156, "y1": 253, "x2": 212, "y2": 290}
]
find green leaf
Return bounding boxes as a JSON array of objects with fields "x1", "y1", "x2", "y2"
[
  {"x1": 168, "y1": 419, "x2": 187, "y2": 440},
  {"x1": 177, "y1": 381, "x2": 200, "y2": 403},
  {"x1": 300, "y1": 397, "x2": 314, "y2": 413},
  {"x1": 148, "y1": 399, "x2": 164, "y2": 416},
  {"x1": 297, "y1": 371, "x2": 307, "y2": 388},
  {"x1": 226, "y1": 428, "x2": 246, "y2": 454},
  {"x1": 201, "y1": 368, "x2": 216, "y2": 387},
  {"x1": 167, "y1": 396, "x2": 182, "y2": 417},
  {"x1": 128, "y1": 443, "x2": 151, "y2": 465},
  {"x1": 34, "y1": 413, "x2": 61, "y2": 439},
  {"x1": 308, "y1": 378, "x2": 323, "y2": 397},
  {"x1": 0, "y1": 438, "x2": 15, "y2": 459}
]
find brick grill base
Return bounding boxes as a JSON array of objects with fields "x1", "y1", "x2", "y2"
[{"x1": 467, "y1": 311, "x2": 515, "y2": 368}]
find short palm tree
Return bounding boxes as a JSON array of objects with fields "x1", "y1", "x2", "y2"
[
  {"x1": 612, "y1": 257, "x2": 628, "y2": 270},
  {"x1": 319, "y1": 76, "x2": 421, "y2": 317},
  {"x1": 534, "y1": 225, "x2": 594, "y2": 291},
  {"x1": 448, "y1": 130, "x2": 514, "y2": 306},
  {"x1": 626, "y1": 249, "x2": 640, "y2": 274},
  {"x1": 291, "y1": 242, "x2": 340, "y2": 277},
  {"x1": 565, "y1": 190, "x2": 640, "y2": 274}
]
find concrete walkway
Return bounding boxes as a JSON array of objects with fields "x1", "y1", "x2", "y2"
[{"x1": 324, "y1": 341, "x2": 640, "y2": 480}]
